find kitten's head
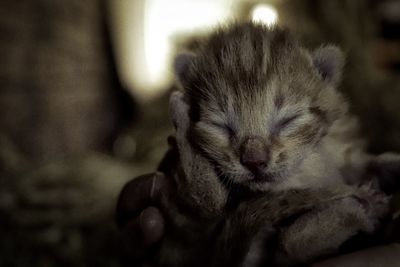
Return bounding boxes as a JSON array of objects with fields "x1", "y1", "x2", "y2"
[{"x1": 174, "y1": 23, "x2": 347, "y2": 191}]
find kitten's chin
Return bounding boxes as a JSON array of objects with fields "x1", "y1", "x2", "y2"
[
  {"x1": 252, "y1": 172, "x2": 275, "y2": 183},
  {"x1": 220, "y1": 167, "x2": 284, "y2": 191},
  {"x1": 243, "y1": 172, "x2": 283, "y2": 192},
  {"x1": 246, "y1": 180, "x2": 276, "y2": 192}
]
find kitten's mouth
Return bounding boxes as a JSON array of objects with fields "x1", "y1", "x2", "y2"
[{"x1": 249, "y1": 172, "x2": 275, "y2": 183}]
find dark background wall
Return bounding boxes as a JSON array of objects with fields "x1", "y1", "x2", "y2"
[
  {"x1": 0, "y1": 0, "x2": 132, "y2": 163},
  {"x1": 0, "y1": 1, "x2": 138, "y2": 266}
]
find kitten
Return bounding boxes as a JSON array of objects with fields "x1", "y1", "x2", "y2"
[
  {"x1": 174, "y1": 23, "x2": 364, "y2": 192},
  {"x1": 157, "y1": 91, "x2": 373, "y2": 267},
  {"x1": 156, "y1": 22, "x2": 391, "y2": 267}
]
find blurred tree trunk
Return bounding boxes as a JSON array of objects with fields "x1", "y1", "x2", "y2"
[
  {"x1": 0, "y1": 0, "x2": 132, "y2": 163},
  {"x1": 0, "y1": 1, "x2": 138, "y2": 266}
]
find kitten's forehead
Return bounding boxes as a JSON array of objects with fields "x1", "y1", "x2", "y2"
[
  {"x1": 191, "y1": 25, "x2": 319, "y2": 100},
  {"x1": 199, "y1": 77, "x2": 311, "y2": 133},
  {"x1": 189, "y1": 23, "x2": 340, "y2": 126},
  {"x1": 184, "y1": 24, "x2": 308, "y2": 97},
  {"x1": 210, "y1": 77, "x2": 310, "y2": 111}
]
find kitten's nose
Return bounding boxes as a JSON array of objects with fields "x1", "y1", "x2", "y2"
[{"x1": 240, "y1": 137, "x2": 269, "y2": 173}]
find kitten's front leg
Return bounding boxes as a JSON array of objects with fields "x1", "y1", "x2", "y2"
[
  {"x1": 274, "y1": 184, "x2": 389, "y2": 266},
  {"x1": 169, "y1": 90, "x2": 228, "y2": 216},
  {"x1": 211, "y1": 187, "x2": 358, "y2": 267},
  {"x1": 157, "y1": 91, "x2": 228, "y2": 267}
]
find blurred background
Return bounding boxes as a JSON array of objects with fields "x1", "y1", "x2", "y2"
[{"x1": 0, "y1": 0, "x2": 399, "y2": 266}]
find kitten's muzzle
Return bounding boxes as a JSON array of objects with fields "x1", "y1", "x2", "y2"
[{"x1": 240, "y1": 137, "x2": 270, "y2": 176}]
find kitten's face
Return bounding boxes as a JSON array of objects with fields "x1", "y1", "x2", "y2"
[
  {"x1": 175, "y1": 24, "x2": 346, "y2": 191},
  {"x1": 191, "y1": 77, "x2": 335, "y2": 191}
]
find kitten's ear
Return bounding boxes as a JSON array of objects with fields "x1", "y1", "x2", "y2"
[
  {"x1": 174, "y1": 52, "x2": 196, "y2": 83},
  {"x1": 312, "y1": 46, "x2": 344, "y2": 87}
]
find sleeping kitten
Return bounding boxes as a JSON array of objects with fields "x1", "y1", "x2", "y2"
[
  {"x1": 158, "y1": 91, "x2": 379, "y2": 267},
  {"x1": 174, "y1": 23, "x2": 365, "y2": 192},
  {"x1": 156, "y1": 22, "x2": 391, "y2": 267}
]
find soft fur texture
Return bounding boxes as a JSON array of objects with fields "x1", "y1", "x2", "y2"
[
  {"x1": 156, "y1": 23, "x2": 393, "y2": 267},
  {"x1": 175, "y1": 23, "x2": 362, "y2": 192}
]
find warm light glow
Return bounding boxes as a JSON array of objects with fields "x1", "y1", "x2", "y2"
[
  {"x1": 109, "y1": 0, "x2": 239, "y2": 100},
  {"x1": 109, "y1": 0, "x2": 236, "y2": 100},
  {"x1": 143, "y1": 0, "x2": 232, "y2": 97},
  {"x1": 109, "y1": 0, "x2": 278, "y2": 101},
  {"x1": 251, "y1": 4, "x2": 278, "y2": 26}
]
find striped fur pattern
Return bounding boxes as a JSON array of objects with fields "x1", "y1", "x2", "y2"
[
  {"x1": 162, "y1": 88, "x2": 388, "y2": 267},
  {"x1": 175, "y1": 22, "x2": 361, "y2": 191},
  {"x1": 159, "y1": 22, "x2": 392, "y2": 267}
]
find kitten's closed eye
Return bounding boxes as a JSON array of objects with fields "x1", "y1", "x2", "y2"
[
  {"x1": 277, "y1": 114, "x2": 301, "y2": 130},
  {"x1": 210, "y1": 122, "x2": 235, "y2": 137}
]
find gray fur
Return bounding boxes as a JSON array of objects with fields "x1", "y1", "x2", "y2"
[
  {"x1": 156, "y1": 22, "x2": 392, "y2": 267},
  {"x1": 312, "y1": 45, "x2": 345, "y2": 86},
  {"x1": 176, "y1": 23, "x2": 352, "y2": 192},
  {"x1": 169, "y1": 90, "x2": 228, "y2": 217}
]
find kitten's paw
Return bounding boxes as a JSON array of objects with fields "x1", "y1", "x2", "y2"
[{"x1": 352, "y1": 183, "x2": 390, "y2": 232}]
